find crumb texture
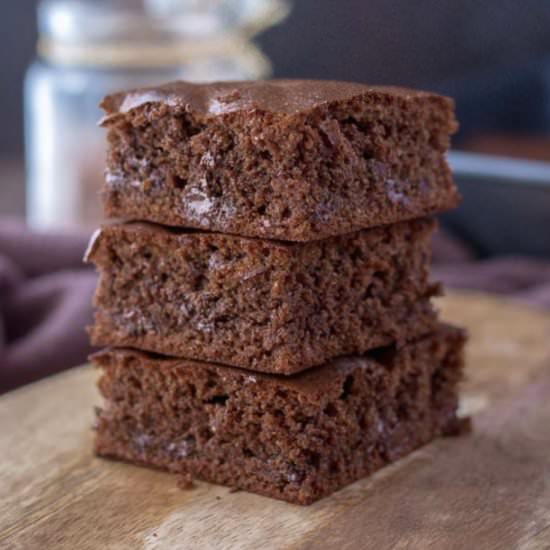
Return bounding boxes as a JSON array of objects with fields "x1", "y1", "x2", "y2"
[
  {"x1": 88, "y1": 219, "x2": 439, "y2": 374},
  {"x1": 100, "y1": 79, "x2": 459, "y2": 240},
  {"x1": 94, "y1": 325, "x2": 466, "y2": 505}
]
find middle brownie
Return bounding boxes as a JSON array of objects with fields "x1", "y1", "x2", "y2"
[{"x1": 87, "y1": 218, "x2": 439, "y2": 375}]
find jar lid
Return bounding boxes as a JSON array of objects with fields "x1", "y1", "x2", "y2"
[{"x1": 37, "y1": 0, "x2": 290, "y2": 68}]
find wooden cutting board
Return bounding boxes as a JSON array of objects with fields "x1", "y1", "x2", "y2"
[{"x1": 1, "y1": 291, "x2": 550, "y2": 550}]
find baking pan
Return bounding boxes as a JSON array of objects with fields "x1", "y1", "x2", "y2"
[{"x1": 442, "y1": 150, "x2": 550, "y2": 258}]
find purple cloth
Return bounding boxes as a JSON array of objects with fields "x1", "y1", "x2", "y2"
[
  {"x1": 0, "y1": 218, "x2": 96, "y2": 393},
  {"x1": 432, "y1": 230, "x2": 550, "y2": 309}
]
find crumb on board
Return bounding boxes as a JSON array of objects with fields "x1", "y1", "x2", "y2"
[
  {"x1": 446, "y1": 416, "x2": 472, "y2": 436},
  {"x1": 176, "y1": 473, "x2": 195, "y2": 490}
]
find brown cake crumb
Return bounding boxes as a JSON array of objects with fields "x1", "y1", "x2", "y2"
[
  {"x1": 99, "y1": 79, "x2": 459, "y2": 241},
  {"x1": 93, "y1": 324, "x2": 465, "y2": 505}
]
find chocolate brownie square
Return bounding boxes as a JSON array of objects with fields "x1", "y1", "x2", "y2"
[
  {"x1": 93, "y1": 324, "x2": 466, "y2": 505},
  {"x1": 100, "y1": 80, "x2": 459, "y2": 241},
  {"x1": 86, "y1": 218, "x2": 439, "y2": 374}
]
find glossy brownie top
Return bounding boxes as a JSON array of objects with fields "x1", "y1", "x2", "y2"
[{"x1": 100, "y1": 79, "x2": 454, "y2": 118}]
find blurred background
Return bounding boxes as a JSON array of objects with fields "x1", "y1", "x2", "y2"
[{"x1": 2, "y1": 0, "x2": 550, "y2": 392}]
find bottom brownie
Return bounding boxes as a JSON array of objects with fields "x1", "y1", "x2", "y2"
[{"x1": 93, "y1": 324, "x2": 466, "y2": 505}]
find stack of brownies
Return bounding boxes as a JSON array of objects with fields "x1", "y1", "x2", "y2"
[{"x1": 87, "y1": 80, "x2": 466, "y2": 505}]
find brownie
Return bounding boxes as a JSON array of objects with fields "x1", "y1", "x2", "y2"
[
  {"x1": 93, "y1": 324, "x2": 466, "y2": 505},
  {"x1": 86, "y1": 218, "x2": 439, "y2": 375},
  {"x1": 100, "y1": 79, "x2": 459, "y2": 241}
]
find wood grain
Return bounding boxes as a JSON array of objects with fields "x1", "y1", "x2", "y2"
[{"x1": 1, "y1": 291, "x2": 550, "y2": 550}]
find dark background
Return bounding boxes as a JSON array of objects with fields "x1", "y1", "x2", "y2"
[{"x1": 2, "y1": 0, "x2": 550, "y2": 157}]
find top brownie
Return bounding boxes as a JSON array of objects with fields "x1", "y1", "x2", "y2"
[{"x1": 101, "y1": 79, "x2": 459, "y2": 241}]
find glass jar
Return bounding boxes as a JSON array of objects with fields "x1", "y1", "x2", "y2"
[{"x1": 25, "y1": 0, "x2": 290, "y2": 229}]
